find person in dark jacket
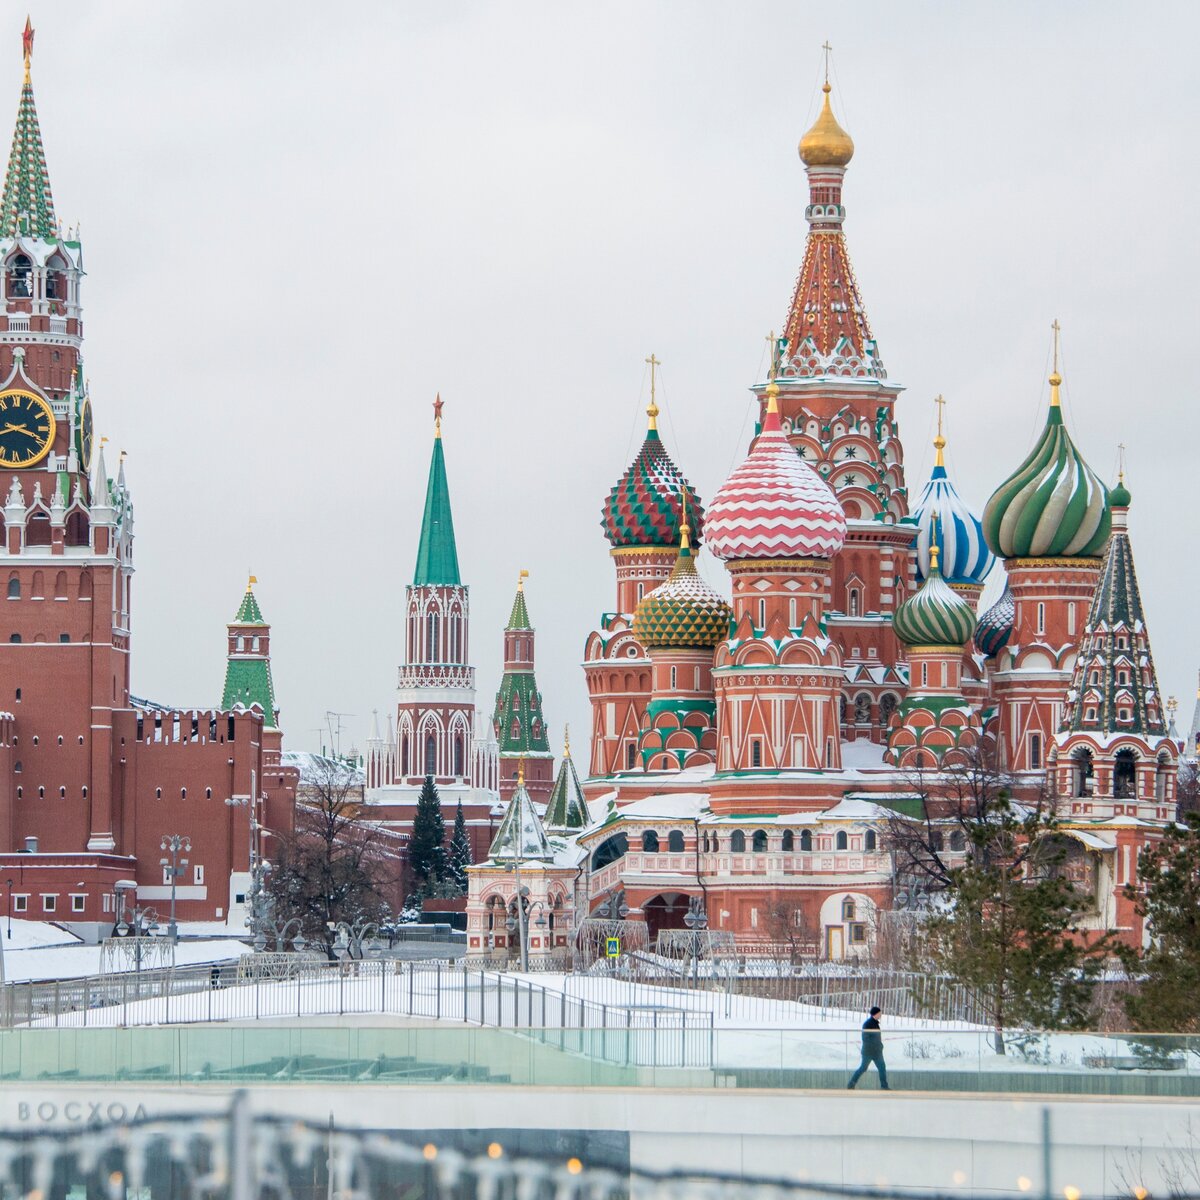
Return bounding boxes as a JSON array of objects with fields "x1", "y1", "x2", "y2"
[{"x1": 847, "y1": 1006, "x2": 890, "y2": 1089}]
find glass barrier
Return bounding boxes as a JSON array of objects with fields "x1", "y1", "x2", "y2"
[{"x1": 0, "y1": 1026, "x2": 1196, "y2": 1095}]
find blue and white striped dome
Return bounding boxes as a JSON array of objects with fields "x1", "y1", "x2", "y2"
[{"x1": 912, "y1": 446, "x2": 994, "y2": 587}]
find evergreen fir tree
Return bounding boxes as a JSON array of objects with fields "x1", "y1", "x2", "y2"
[
  {"x1": 1121, "y1": 813, "x2": 1200, "y2": 1033},
  {"x1": 448, "y1": 799, "x2": 471, "y2": 895},
  {"x1": 408, "y1": 775, "x2": 446, "y2": 896}
]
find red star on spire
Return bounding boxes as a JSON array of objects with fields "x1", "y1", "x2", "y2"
[{"x1": 21, "y1": 17, "x2": 33, "y2": 67}]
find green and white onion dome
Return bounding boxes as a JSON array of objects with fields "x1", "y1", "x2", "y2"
[
  {"x1": 893, "y1": 543, "x2": 976, "y2": 648},
  {"x1": 633, "y1": 524, "x2": 732, "y2": 650},
  {"x1": 982, "y1": 371, "x2": 1110, "y2": 559}
]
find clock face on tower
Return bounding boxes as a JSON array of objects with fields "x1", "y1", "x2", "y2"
[
  {"x1": 76, "y1": 397, "x2": 93, "y2": 471},
  {"x1": 0, "y1": 389, "x2": 56, "y2": 468}
]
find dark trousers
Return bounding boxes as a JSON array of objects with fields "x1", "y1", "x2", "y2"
[{"x1": 848, "y1": 1048, "x2": 889, "y2": 1089}]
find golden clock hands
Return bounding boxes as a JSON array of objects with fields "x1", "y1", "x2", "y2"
[{"x1": 1, "y1": 422, "x2": 31, "y2": 435}]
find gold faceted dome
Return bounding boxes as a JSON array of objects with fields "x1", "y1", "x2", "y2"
[{"x1": 799, "y1": 84, "x2": 854, "y2": 168}]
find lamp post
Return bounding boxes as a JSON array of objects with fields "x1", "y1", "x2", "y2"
[
  {"x1": 682, "y1": 895, "x2": 708, "y2": 987},
  {"x1": 5, "y1": 877, "x2": 11, "y2": 939},
  {"x1": 252, "y1": 917, "x2": 308, "y2": 955},
  {"x1": 325, "y1": 921, "x2": 383, "y2": 962},
  {"x1": 114, "y1": 883, "x2": 160, "y2": 977},
  {"x1": 505, "y1": 895, "x2": 548, "y2": 973},
  {"x1": 159, "y1": 834, "x2": 191, "y2": 944}
]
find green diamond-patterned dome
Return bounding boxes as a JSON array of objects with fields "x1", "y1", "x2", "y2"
[
  {"x1": 603, "y1": 423, "x2": 704, "y2": 549},
  {"x1": 632, "y1": 532, "x2": 731, "y2": 649},
  {"x1": 982, "y1": 374, "x2": 1110, "y2": 560},
  {"x1": 893, "y1": 552, "x2": 976, "y2": 648}
]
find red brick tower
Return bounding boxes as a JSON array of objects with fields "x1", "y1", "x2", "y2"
[
  {"x1": 493, "y1": 571, "x2": 554, "y2": 805},
  {"x1": 0, "y1": 27, "x2": 130, "y2": 856},
  {"x1": 364, "y1": 399, "x2": 500, "y2": 862},
  {"x1": 763, "y1": 76, "x2": 914, "y2": 742}
]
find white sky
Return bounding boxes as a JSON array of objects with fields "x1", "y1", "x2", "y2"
[{"x1": 25, "y1": 2, "x2": 1200, "y2": 759}]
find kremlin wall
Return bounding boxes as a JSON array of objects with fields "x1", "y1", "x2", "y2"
[{"x1": 0, "y1": 33, "x2": 1185, "y2": 956}]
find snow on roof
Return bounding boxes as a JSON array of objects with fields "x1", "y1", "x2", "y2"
[
  {"x1": 840, "y1": 739, "x2": 887, "y2": 769},
  {"x1": 280, "y1": 751, "x2": 366, "y2": 785},
  {"x1": 820, "y1": 797, "x2": 894, "y2": 820},
  {"x1": 1060, "y1": 828, "x2": 1115, "y2": 851},
  {"x1": 610, "y1": 792, "x2": 709, "y2": 820}
]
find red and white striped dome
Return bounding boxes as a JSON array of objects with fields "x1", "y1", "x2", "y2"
[{"x1": 706, "y1": 393, "x2": 847, "y2": 562}]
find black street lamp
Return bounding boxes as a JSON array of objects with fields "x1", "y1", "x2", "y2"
[
  {"x1": 5, "y1": 878, "x2": 11, "y2": 939},
  {"x1": 159, "y1": 834, "x2": 191, "y2": 943}
]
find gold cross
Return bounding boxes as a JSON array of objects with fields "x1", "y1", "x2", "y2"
[
  {"x1": 934, "y1": 393, "x2": 946, "y2": 439},
  {"x1": 1117, "y1": 441, "x2": 1127, "y2": 484},
  {"x1": 766, "y1": 330, "x2": 778, "y2": 380},
  {"x1": 645, "y1": 353, "x2": 660, "y2": 429},
  {"x1": 1051, "y1": 319, "x2": 1061, "y2": 375},
  {"x1": 822, "y1": 41, "x2": 832, "y2": 84}
]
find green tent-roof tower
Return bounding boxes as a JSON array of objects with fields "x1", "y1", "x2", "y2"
[
  {"x1": 221, "y1": 576, "x2": 279, "y2": 729},
  {"x1": 413, "y1": 393, "x2": 461, "y2": 587}
]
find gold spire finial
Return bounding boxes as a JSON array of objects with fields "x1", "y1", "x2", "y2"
[
  {"x1": 645, "y1": 353, "x2": 660, "y2": 431},
  {"x1": 563, "y1": 724, "x2": 571, "y2": 759},
  {"x1": 929, "y1": 511, "x2": 941, "y2": 573},
  {"x1": 517, "y1": 568, "x2": 529, "y2": 591},
  {"x1": 1117, "y1": 442, "x2": 1127, "y2": 486},
  {"x1": 1049, "y1": 319, "x2": 1062, "y2": 403},
  {"x1": 933, "y1": 394, "x2": 947, "y2": 467},
  {"x1": 764, "y1": 330, "x2": 781, "y2": 414},
  {"x1": 679, "y1": 489, "x2": 692, "y2": 552},
  {"x1": 433, "y1": 393, "x2": 444, "y2": 438},
  {"x1": 247, "y1": 573, "x2": 258, "y2": 590},
  {"x1": 22, "y1": 17, "x2": 33, "y2": 84},
  {"x1": 517, "y1": 756, "x2": 526, "y2": 788},
  {"x1": 799, "y1": 49, "x2": 854, "y2": 168}
]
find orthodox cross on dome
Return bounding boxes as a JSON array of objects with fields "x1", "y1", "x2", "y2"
[
  {"x1": 645, "y1": 353, "x2": 660, "y2": 431},
  {"x1": 1117, "y1": 441, "x2": 1127, "y2": 484},
  {"x1": 432, "y1": 393, "x2": 444, "y2": 438},
  {"x1": 821, "y1": 40, "x2": 832, "y2": 85},
  {"x1": 933, "y1": 394, "x2": 946, "y2": 466}
]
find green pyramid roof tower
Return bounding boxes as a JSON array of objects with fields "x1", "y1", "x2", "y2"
[
  {"x1": 413, "y1": 395, "x2": 461, "y2": 587},
  {"x1": 1, "y1": 24, "x2": 57, "y2": 240},
  {"x1": 222, "y1": 577, "x2": 278, "y2": 728},
  {"x1": 544, "y1": 730, "x2": 588, "y2": 832},
  {"x1": 493, "y1": 573, "x2": 551, "y2": 760},
  {"x1": 488, "y1": 765, "x2": 553, "y2": 863}
]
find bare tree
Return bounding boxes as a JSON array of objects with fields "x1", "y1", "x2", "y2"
[
  {"x1": 760, "y1": 895, "x2": 815, "y2": 964},
  {"x1": 266, "y1": 759, "x2": 402, "y2": 957}
]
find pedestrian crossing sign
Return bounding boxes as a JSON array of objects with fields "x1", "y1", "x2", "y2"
[{"x1": 605, "y1": 936, "x2": 620, "y2": 958}]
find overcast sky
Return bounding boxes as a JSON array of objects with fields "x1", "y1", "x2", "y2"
[{"x1": 25, "y1": 2, "x2": 1200, "y2": 759}]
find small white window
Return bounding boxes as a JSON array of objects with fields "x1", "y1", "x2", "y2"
[
  {"x1": 13, "y1": 894, "x2": 27, "y2": 912},
  {"x1": 71, "y1": 894, "x2": 86, "y2": 913},
  {"x1": 1036, "y1": 602, "x2": 1045, "y2": 635},
  {"x1": 102, "y1": 893, "x2": 113, "y2": 913},
  {"x1": 670, "y1": 666, "x2": 677, "y2": 690},
  {"x1": 42, "y1": 894, "x2": 57, "y2": 913}
]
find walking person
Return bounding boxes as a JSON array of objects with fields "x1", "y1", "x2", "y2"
[{"x1": 847, "y1": 1005, "x2": 890, "y2": 1090}]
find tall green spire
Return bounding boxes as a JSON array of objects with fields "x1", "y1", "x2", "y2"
[
  {"x1": 1, "y1": 22, "x2": 57, "y2": 240},
  {"x1": 507, "y1": 570, "x2": 531, "y2": 630},
  {"x1": 222, "y1": 577, "x2": 278, "y2": 728},
  {"x1": 413, "y1": 394, "x2": 461, "y2": 587}
]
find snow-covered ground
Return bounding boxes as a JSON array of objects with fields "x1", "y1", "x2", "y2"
[{"x1": 2, "y1": 933, "x2": 247, "y2": 983}]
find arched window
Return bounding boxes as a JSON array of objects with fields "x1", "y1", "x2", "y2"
[
  {"x1": 865, "y1": 830, "x2": 877, "y2": 851},
  {"x1": 7, "y1": 253, "x2": 31, "y2": 298},
  {"x1": 45, "y1": 254, "x2": 66, "y2": 301},
  {"x1": 949, "y1": 830, "x2": 966, "y2": 852},
  {"x1": 781, "y1": 829, "x2": 794, "y2": 851},
  {"x1": 1114, "y1": 748, "x2": 1137, "y2": 799},
  {"x1": 7, "y1": 576, "x2": 18, "y2": 599},
  {"x1": 453, "y1": 735, "x2": 464, "y2": 777},
  {"x1": 750, "y1": 739, "x2": 762, "y2": 768},
  {"x1": 854, "y1": 693, "x2": 871, "y2": 724},
  {"x1": 835, "y1": 830, "x2": 848, "y2": 850},
  {"x1": 1073, "y1": 748, "x2": 1094, "y2": 797},
  {"x1": 667, "y1": 830, "x2": 684, "y2": 853},
  {"x1": 424, "y1": 734, "x2": 437, "y2": 776},
  {"x1": 641, "y1": 830, "x2": 659, "y2": 852},
  {"x1": 879, "y1": 694, "x2": 898, "y2": 727},
  {"x1": 24, "y1": 515, "x2": 48, "y2": 546},
  {"x1": 730, "y1": 830, "x2": 746, "y2": 853},
  {"x1": 401, "y1": 735, "x2": 410, "y2": 776},
  {"x1": 800, "y1": 830, "x2": 812, "y2": 852},
  {"x1": 841, "y1": 898, "x2": 856, "y2": 921},
  {"x1": 752, "y1": 830, "x2": 768, "y2": 853},
  {"x1": 848, "y1": 588, "x2": 860, "y2": 618},
  {"x1": 426, "y1": 611, "x2": 439, "y2": 661}
]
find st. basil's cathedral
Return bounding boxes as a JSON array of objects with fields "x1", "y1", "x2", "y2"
[{"x1": 459, "y1": 75, "x2": 1180, "y2": 958}]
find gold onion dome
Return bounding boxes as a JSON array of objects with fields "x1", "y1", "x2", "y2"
[
  {"x1": 893, "y1": 540, "x2": 976, "y2": 649},
  {"x1": 633, "y1": 521, "x2": 732, "y2": 650},
  {"x1": 799, "y1": 83, "x2": 854, "y2": 168}
]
